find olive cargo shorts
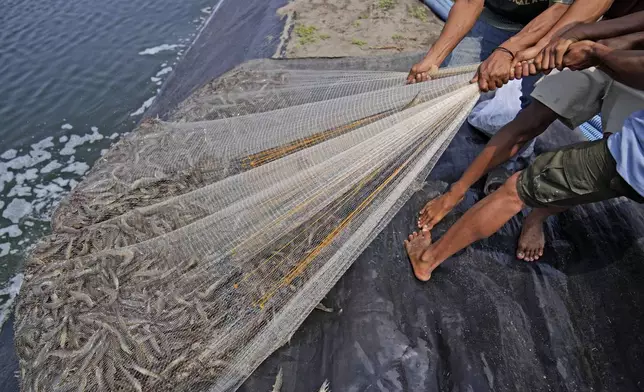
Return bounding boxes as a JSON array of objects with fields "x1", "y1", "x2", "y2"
[{"x1": 516, "y1": 139, "x2": 644, "y2": 209}]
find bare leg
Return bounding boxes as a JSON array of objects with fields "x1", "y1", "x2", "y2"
[
  {"x1": 407, "y1": 172, "x2": 525, "y2": 281},
  {"x1": 418, "y1": 101, "x2": 558, "y2": 230},
  {"x1": 516, "y1": 206, "x2": 567, "y2": 262}
]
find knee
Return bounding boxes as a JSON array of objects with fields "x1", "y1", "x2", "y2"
[{"x1": 498, "y1": 172, "x2": 525, "y2": 208}]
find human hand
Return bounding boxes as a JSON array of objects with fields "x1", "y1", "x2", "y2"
[
  {"x1": 407, "y1": 61, "x2": 439, "y2": 84},
  {"x1": 535, "y1": 23, "x2": 587, "y2": 73},
  {"x1": 510, "y1": 44, "x2": 544, "y2": 80},
  {"x1": 472, "y1": 49, "x2": 513, "y2": 92},
  {"x1": 562, "y1": 40, "x2": 605, "y2": 71}
]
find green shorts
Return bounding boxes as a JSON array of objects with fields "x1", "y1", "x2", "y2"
[{"x1": 517, "y1": 139, "x2": 644, "y2": 209}]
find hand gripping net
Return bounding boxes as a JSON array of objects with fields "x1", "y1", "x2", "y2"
[{"x1": 15, "y1": 63, "x2": 480, "y2": 392}]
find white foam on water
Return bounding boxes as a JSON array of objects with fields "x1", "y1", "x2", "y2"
[
  {"x1": 61, "y1": 123, "x2": 73, "y2": 130},
  {"x1": 156, "y1": 67, "x2": 173, "y2": 77},
  {"x1": 1, "y1": 150, "x2": 17, "y2": 160},
  {"x1": 8, "y1": 185, "x2": 32, "y2": 198},
  {"x1": 138, "y1": 44, "x2": 183, "y2": 55},
  {"x1": 53, "y1": 178, "x2": 69, "y2": 187},
  {"x1": 60, "y1": 128, "x2": 104, "y2": 155},
  {"x1": 201, "y1": 6, "x2": 212, "y2": 13},
  {"x1": 59, "y1": 135, "x2": 68, "y2": 143},
  {"x1": 0, "y1": 243, "x2": 9, "y2": 257},
  {"x1": 41, "y1": 160, "x2": 62, "y2": 173},
  {"x1": 0, "y1": 274, "x2": 24, "y2": 328},
  {"x1": 2, "y1": 199, "x2": 33, "y2": 224},
  {"x1": 0, "y1": 225, "x2": 22, "y2": 238},
  {"x1": 131, "y1": 96, "x2": 156, "y2": 116},
  {"x1": 61, "y1": 162, "x2": 89, "y2": 176},
  {"x1": 109, "y1": 133, "x2": 119, "y2": 140},
  {"x1": 15, "y1": 168, "x2": 39, "y2": 185},
  {"x1": 151, "y1": 77, "x2": 161, "y2": 83}
]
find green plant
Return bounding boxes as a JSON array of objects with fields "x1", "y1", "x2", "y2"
[
  {"x1": 294, "y1": 24, "x2": 319, "y2": 45},
  {"x1": 378, "y1": 0, "x2": 396, "y2": 11},
  {"x1": 353, "y1": 20, "x2": 361, "y2": 27},
  {"x1": 351, "y1": 38, "x2": 367, "y2": 47},
  {"x1": 319, "y1": 33, "x2": 330, "y2": 40},
  {"x1": 409, "y1": 5, "x2": 428, "y2": 21},
  {"x1": 392, "y1": 33, "x2": 404, "y2": 41}
]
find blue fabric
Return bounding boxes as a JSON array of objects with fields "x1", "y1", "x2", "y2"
[{"x1": 607, "y1": 110, "x2": 644, "y2": 197}]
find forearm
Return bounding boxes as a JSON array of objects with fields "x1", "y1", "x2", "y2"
[
  {"x1": 575, "y1": 10, "x2": 644, "y2": 41},
  {"x1": 502, "y1": 3, "x2": 570, "y2": 53},
  {"x1": 422, "y1": 0, "x2": 484, "y2": 64},
  {"x1": 451, "y1": 129, "x2": 534, "y2": 195},
  {"x1": 599, "y1": 31, "x2": 644, "y2": 50},
  {"x1": 596, "y1": 48, "x2": 644, "y2": 90},
  {"x1": 536, "y1": 0, "x2": 614, "y2": 44}
]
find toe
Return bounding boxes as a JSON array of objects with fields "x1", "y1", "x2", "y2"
[{"x1": 517, "y1": 247, "x2": 526, "y2": 260}]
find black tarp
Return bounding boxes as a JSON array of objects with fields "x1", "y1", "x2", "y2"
[{"x1": 3, "y1": 0, "x2": 644, "y2": 391}]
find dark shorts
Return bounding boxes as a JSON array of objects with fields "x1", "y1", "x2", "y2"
[{"x1": 517, "y1": 139, "x2": 644, "y2": 208}]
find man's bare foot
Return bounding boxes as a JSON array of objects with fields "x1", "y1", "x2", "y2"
[
  {"x1": 404, "y1": 231, "x2": 436, "y2": 281},
  {"x1": 417, "y1": 190, "x2": 463, "y2": 230},
  {"x1": 516, "y1": 214, "x2": 545, "y2": 262}
]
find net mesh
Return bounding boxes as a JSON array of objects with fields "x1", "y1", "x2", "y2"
[{"x1": 15, "y1": 62, "x2": 480, "y2": 392}]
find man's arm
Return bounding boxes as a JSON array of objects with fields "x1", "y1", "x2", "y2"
[
  {"x1": 501, "y1": 3, "x2": 571, "y2": 54},
  {"x1": 531, "y1": 0, "x2": 617, "y2": 70},
  {"x1": 476, "y1": 2, "x2": 570, "y2": 91},
  {"x1": 598, "y1": 31, "x2": 644, "y2": 50},
  {"x1": 478, "y1": 0, "x2": 612, "y2": 90},
  {"x1": 595, "y1": 47, "x2": 644, "y2": 89},
  {"x1": 569, "y1": 10, "x2": 644, "y2": 41},
  {"x1": 407, "y1": 0, "x2": 484, "y2": 84}
]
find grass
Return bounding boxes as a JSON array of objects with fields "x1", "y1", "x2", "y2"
[
  {"x1": 378, "y1": 0, "x2": 396, "y2": 11},
  {"x1": 409, "y1": 5, "x2": 428, "y2": 21},
  {"x1": 294, "y1": 24, "x2": 319, "y2": 45},
  {"x1": 352, "y1": 20, "x2": 361, "y2": 28},
  {"x1": 391, "y1": 33, "x2": 404, "y2": 41},
  {"x1": 351, "y1": 38, "x2": 367, "y2": 47},
  {"x1": 319, "y1": 33, "x2": 330, "y2": 40}
]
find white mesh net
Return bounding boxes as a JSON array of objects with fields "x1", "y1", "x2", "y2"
[{"x1": 15, "y1": 63, "x2": 480, "y2": 392}]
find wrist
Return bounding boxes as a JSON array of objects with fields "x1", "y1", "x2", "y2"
[
  {"x1": 422, "y1": 51, "x2": 443, "y2": 67},
  {"x1": 591, "y1": 42, "x2": 612, "y2": 63}
]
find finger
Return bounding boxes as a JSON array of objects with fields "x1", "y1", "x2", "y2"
[
  {"x1": 555, "y1": 43, "x2": 568, "y2": 70},
  {"x1": 529, "y1": 62, "x2": 536, "y2": 76},
  {"x1": 495, "y1": 78, "x2": 503, "y2": 88},
  {"x1": 520, "y1": 62, "x2": 528, "y2": 77},
  {"x1": 422, "y1": 73, "x2": 429, "y2": 82},
  {"x1": 534, "y1": 52, "x2": 543, "y2": 71},
  {"x1": 470, "y1": 72, "x2": 479, "y2": 83},
  {"x1": 479, "y1": 78, "x2": 488, "y2": 92},
  {"x1": 416, "y1": 73, "x2": 423, "y2": 83},
  {"x1": 548, "y1": 48, "x2": 556, "y2": 71},
  {"x1": 540, "y1": 48, "x2": 550, "y2": 72}
]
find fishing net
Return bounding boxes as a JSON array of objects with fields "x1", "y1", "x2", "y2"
[{"x1": 14, "y1": 62, "x2": 480, "y2": 392}]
